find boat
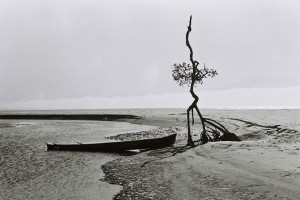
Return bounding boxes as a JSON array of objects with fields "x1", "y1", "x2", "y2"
[{"x1": 46, "y1": 133, "x2": 177, "y2": 152}]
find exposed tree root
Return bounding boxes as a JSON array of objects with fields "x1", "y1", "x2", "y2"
[
  {"x1": 187, "y1": 106, "x2": 241, "y2": 146},
  {"x1": 228, "y1": 118, "x2": 280, "y2": 129}
]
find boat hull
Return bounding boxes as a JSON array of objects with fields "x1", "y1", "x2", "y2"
[{"x1": 47, "y1": 133, "x2": 177, "y2": 152}]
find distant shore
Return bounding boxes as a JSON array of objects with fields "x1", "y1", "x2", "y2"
[{"x1": 0, "y1": 114, "x2": 140, "y2": 121}]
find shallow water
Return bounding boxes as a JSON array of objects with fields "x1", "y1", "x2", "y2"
[{"x1": 0, "y1": 119, "x2": 155, "y2": 200}]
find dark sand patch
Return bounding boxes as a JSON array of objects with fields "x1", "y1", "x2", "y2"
[
  {"x1": 0, "y1": 122, "x2": 14, "y2": 128},
  {"x1": 106, "y1": 128, "x2": 178, "y2": 141},
  {"x1": 0, "y1": 114, "x2": 140, "y2": 122}
]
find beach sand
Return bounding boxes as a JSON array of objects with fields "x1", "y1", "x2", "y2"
[
  {"x1": 101, "y1": 109, "x2": 300, "y2": 200},
  {"x1": 1, "y1": 109, "x2": 299, "y2": 199}
]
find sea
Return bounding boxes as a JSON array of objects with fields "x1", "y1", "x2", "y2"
[{"x1": 0, "y1": 108, "x2": 299, "y2": 199}]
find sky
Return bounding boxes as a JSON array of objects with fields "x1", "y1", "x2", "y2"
[{"x1": 0, "y1": 0, "x2": 299, "y2": 109}]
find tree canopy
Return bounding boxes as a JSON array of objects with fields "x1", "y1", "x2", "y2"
[{"x1": 172, "y1": 62, "x2": 218, "y2": 86}]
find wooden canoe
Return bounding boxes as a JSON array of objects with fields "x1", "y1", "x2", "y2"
[{"x1": 46, "y1": 133, "x2": 177, "y2": 152}]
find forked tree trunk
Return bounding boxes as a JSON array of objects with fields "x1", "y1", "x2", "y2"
[
  {"x1": 185, "y1": 16, "x2": 202, "y2": 146},
  {"x1": 185, "y1": 16, "x2": 240, "y2": 146}
]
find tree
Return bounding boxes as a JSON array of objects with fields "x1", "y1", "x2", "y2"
[{"x1": 172, "y1": 16, "x2": 240, "y2": 146}]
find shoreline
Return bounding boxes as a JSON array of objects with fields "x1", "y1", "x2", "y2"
[{"x1": 1, "y1": 110, "x2": 299, "y2": 199}]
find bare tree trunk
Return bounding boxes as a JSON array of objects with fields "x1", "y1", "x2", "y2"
[
  {"x1": 185, "y1": 16, "x2": 240, "y2": 145},
  {"x1": 185, "y1": 16, "x2": 205, "y2": 145}
]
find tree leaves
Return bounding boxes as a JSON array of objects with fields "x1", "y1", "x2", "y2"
[{"x1": 171, "y1": 62, "x2": 218, "y2": 87}]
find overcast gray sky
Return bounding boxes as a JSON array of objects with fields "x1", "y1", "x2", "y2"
[{"x1": 0, "y1": 0, "x2": 299, "y2": 109}]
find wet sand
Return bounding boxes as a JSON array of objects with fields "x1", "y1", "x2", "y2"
[{"x1": 0, "y1": 117, "x2": 155, "y2": 200}]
